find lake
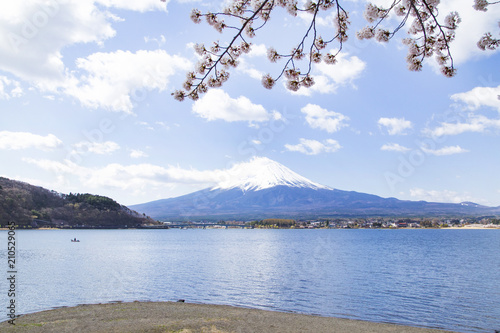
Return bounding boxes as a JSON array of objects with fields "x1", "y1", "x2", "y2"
[{"x1": 1, "y1": 229, "x2": 499, "y2": 332}]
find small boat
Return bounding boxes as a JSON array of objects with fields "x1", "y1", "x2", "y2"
[{"x1": 71, "y1": 238, "x2": 80, "y2": 242}]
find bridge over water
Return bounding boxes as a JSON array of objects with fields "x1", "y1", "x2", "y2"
[{"x1": 164, "y1": 223, "x2": 248, "y2": 229}]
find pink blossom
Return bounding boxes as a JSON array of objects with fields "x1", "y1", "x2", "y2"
[
  {"x1": 291, "y1": 48, "x2": 305, "y2": 60},
  {"x1": 194, "y1": 43, "x2": 206, "y2": 56},
  {"x1": 444, "y1": 12, "x2": 461, "y2": 30},
  {"x1": 323, "y1": 53, "x2": 337, "y2": 64},
  {"x1": 190, "y1": 9, "x2": 202, "y2": 24},
  {"x1": 477, "y1": 32, "x2": 499, "y2": 50},
  {"x1": 441, "y1": 65, "x2": 456, "y2": 78},
  {"x1": 284, "y1": 68, "x2": 300, "y2": 80},
  {"x1": 286, "y1": 80, "x2": 301, "y2": 91},
  {"x1": 240, "y1": 42, "x2": 252, "y2": 53},
  {"x1": 310, "y1": 51, "x2": 322, "y2": 63},
  {"x1": 375, "y1": 29, "x2": 390, "y2": 42},
  {"x1": 357, "y1": 26, "x2": 375, "y2": 40},
  {"x1": 473, "y1": 0, "x2": 488, "y2": 11},
  {"x1": 314, "y1": 36, "x2": 326, "y2": 49},
  {"x1": 172, "y1": 90, "x2": 185, "y2": 102},
  {"x1": 267, "y1": 47, "x2": 281, "y2": 62},
  {"x1": 261, "y1": 74, "x2": 275, "y2": 89},
  {"x1": 301, "y1": 75, "x2": 315, "y2": 88}
]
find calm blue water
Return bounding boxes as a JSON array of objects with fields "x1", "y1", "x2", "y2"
[{"x1": 0, "y1": 229, "x2": 499, "y2": 332}]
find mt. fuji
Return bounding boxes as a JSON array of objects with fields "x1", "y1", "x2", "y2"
[
  {"x1": 130, "y1": 157, "x2": 497, "y2": 221},
  {"x1": 211, "y1": 157, "x2": 330, "y2": 192}
]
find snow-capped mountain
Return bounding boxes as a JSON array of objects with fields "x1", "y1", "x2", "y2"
[
  {"x1": 130, "y1": 157, "x2": 498, "y2": 221},
  {"x1": 211, "y1": 157, "x2": 330, "y2": 191}
]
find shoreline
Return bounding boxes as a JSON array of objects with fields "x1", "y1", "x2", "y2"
[
  {"x1": 445, "y1": 224, "x2": 500, "y2": 229},
  {"x1": 1, "y1": 226, "x2": 499, "y2": 231},
  {"x1": 0, "y1": 301, "x2": 457, "y2": 332}
]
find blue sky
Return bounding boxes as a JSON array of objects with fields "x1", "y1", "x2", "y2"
[{"x1": 0, "y1": 0, "x2": 499, "y2": 207}]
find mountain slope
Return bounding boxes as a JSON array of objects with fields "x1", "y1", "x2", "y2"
[
  {"x1": 0, "y1": 177, "x2": 158, "y2": 228},
  {"x1": 132, "y1": 186, "x2": 496, "y2": 221},
  {"x1": 130, "y1": 157, "x2": 499, "y2": 221}
]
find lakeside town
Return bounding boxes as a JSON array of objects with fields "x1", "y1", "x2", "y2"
[{"x1": 161, "y1": 217, "x2": 500, "y2": 229}]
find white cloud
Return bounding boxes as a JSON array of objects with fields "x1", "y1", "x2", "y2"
[
  {"x1": 437, "y1": 0, "x2": 500, "y2": 65},
  {"x1": 23, "y1": 158, "x2": 226, "y2": 192},
  {"x1": 298, "y1": 11, "x2": 337, "y2": 28},
  {"x1": 234, "y1": 44, "x2": 364, "y2": 96},
  {"x1": 292, "y1": 53, "x2": 366, "y2": 96},
  {"x1": 378, "y1": 117, "x2": 412, "y2": 135},
  {"x1": 238, "y1": 60, "x2": 265, "y2": 80},
  {"x1": 23, "y1": 158, "x2": 84, "y2": 175},
  {"x1": 137, "y1": 121, "x2": 155, "y2": 131},
  {"x1": 426, "y1": 121, "x2": 483, "y2": 137},
  {"x1": 0, "y1": 0, "x2": 169, "y2": 101},
  {"x1": 130, "y1": 149, "x2": 148, "y2": 159},
  {"x1": 316, "y1": 53, "x2": 366, "y2": 85},
  {"x1": 246, "y1": 44, "x2": 267, "y2": 57},
  {"x1": 192, "y1": 89, "x2": 275, "y2": 123},
  {"x1": 409, "y1": 188, "x2": 476, "y2": 204},
  {"x1": 144, "y1": 35, "x2": 166, "y2": 46},
  {"x1": 95, "y1": 0, "x2": 167, "y2": 12},
  {"x1": 301, "y1": 104, "x2": 349, "y2": 133},
  {"x1": 451, "y1": 85, "x2": 500, "y2": 112},
  {"x1": 298, "y1": 75, "x2": 336, "y2": 95},
  {"x1": 381, "y1": 143, "x2": 410, "y2": 152},
  {"x1": 65, "y1": 50, "x2": 191, "y2": 113},
  {"x1": 236, "y1": 43, "x2": 267, "y2": 80},
  {"x1": 155, "y1": 121, "x2": 171, "y2": 130},
  {"x1": 285, "y1": 138, "x2": 342, "y2": 155},
  {"x1": 0, "y1": 1, "x2": 117, "y2": 90},
  {"x1": 0, "y1": 76, "x2": 22, "y2": 99},
  {"x1": 421, "y1": 145, "x2": 469, "y2": 156},
  {"x1": 424, "y1": 115, "x2": 500, "y2": 136},
  {"x1": 315, "y1": 53, "x2": 366, "y2": 89},
  {"x1": 72, "y1": 141, "x2": 120, "y2": 155},
  {"x1": 0, "y1": 131, "x2": 62, "y2": 150}
]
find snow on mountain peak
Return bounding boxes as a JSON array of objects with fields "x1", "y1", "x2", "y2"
[{"x1": 211, "y1": 157, "x2": 331, "y2": 191}]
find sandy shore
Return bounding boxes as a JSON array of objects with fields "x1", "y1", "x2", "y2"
[
  {"x1": 0, "y1": 301, "x2": 457, "y2": 333},
  {"x1": 446, "y1": 224, "x2": 500, "y2": 229}
]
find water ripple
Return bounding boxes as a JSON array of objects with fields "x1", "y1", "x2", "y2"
[{"x1": 1, "y1": 229, "x2": 499, "y2": 332}]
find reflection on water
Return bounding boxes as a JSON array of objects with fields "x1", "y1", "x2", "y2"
[{"x1": 0, "y1": 229, "x2": 499, "y2": 333}]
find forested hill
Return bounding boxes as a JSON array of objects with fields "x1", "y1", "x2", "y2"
[{"x1": 0, "y1": 177, "x2": 159, "y2": 228}]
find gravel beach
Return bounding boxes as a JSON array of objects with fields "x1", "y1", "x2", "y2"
[{"x1": 0, "y1": 301, "x2": 457, "y2": 333}]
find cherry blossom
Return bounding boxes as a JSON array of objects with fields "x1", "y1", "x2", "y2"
[
  {"x1": 473, "y1": 0, "x2": 499, "y2": 51},
  {"x1": 358, "y1": 1, "x2": 461, "y2": 76},
  {"x1": 172, "y1": 0, "x2": 498, "y2": 101}
]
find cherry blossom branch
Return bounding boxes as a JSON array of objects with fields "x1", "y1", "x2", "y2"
[
  {"x1": 173, "y1": 0, "x2": 272, "y2": 101},
  {"x1": 474, "y1": 0, "x2": 499, "y2": 51},
  {"x1": 358, "y1": 1, "x2": 460, "y2": 77},
  {"x1": 174, "y1": 0, "x2": 464, "y2": 101}
]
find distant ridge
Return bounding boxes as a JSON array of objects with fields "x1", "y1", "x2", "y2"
[{"x1": 130, "y1": 157, "x2": 500, "y2": 221}]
